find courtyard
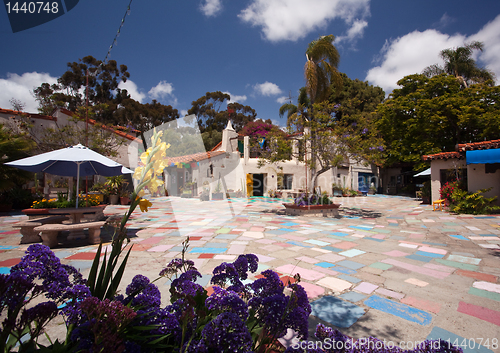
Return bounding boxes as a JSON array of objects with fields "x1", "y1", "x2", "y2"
[{"x1": 1, "y1": 195, "x2": 499, "y2": 352}]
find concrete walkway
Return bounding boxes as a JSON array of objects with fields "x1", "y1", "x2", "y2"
[{"x1": 1, "y1": 195, "x2": 499, "y2": 352}]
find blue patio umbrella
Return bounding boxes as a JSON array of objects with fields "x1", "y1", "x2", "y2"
[{"x1": 5, "y1": 144, "x2": 133, "y2": 208}]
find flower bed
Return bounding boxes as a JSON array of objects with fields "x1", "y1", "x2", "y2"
[{"x1": 283, "y1": 203, "x2": 340, "y2": 217}]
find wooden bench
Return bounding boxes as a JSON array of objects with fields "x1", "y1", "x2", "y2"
[
  {"x1": 34, "y1": 221, "x2": 106, "y2": 248},
  {"x1": 432, "y1": 199, "x2": 445, "y2": 211},
  {"x1": 14, "y1": 216, "x2": 69, "y2": 244}
]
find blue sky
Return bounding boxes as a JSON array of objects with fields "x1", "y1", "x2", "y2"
[{"x1": 1, "y1": 0, "x2": 500, "y2": 127}]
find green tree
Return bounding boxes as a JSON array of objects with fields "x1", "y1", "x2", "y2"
[
  {"x1": 33, "y1": 55, "x2": 130, "y2": 121},
  {"x1": 377, "y1": 73, "x2": 500, "y2": 169},
  {"x1": 188, "y1": 91, "x2": 257, "y2": 150},
  {"x1": 422, "y1": 41, "x2": 495, "y2": 88},
  {"x1": 304, "y1": 35, "x2": 342, "y2": 105},
  {"x1": 0, "y1": 125, "x2": 36, "y2": 192}
]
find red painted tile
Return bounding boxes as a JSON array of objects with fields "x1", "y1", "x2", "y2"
[
  {"x1": 0, "y1": 230, "x2": 20, "y2": 235},
  {"x1": 458, "y1": 301, "x2": 500, "y2": 326},
  {"x1": 456, "y1": 269, "x2": 497, "y2": 283},
  {"x1": 189, "y1": 236, "x2": 202, "y2": 241},
  {"x1": 66, "y1": 252, "x2": 101, "y2": 260},
  {"x1": 401, "y1": 296, "x2": 441, "y2": 314},
  {"x1": 0, "y1": 258, "x2": 21, "y2": 267},
  {"x1": 280, "y1": 275, "x2": 296, "y2": 286},
  {"x1": 131, "y1": 244, "x2": 152, "y2": 251},
  {"x1": 255, "y1": 272, "x2": 282, "y2": 279},
  {"x1": 198, "y1": 253, "x2": 214, "y2": 259}
]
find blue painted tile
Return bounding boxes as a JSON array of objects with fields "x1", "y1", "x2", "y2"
[
  {"x1": 315, "y1": 262, "x2": 335, "y2": 268},
  {"x1": 286, "y1": 241, "x2": 311, "y2": 248},
  {"x1": 280, "y1": 222, "x2": 300, "y2": 227},
  {"x1": 330, "y1": 232, "x2": 350, "y2": 237},
  {"x1": 340, "y1": 291, "x2": 367, "y2": 302},
  {"x1": 448, "y1": 234, "x2": 469, "y2": 241},
  {"x1": 0, "y1": 267, "x2": 11, "y2": 274},
  {"x1": 479, "y1": 234, "x2": 497, "y2": 237},
  {"x1": 0, "y1": 245, "x2": 17, "y2": 250},
  {"x1": 310, "y1": 296, "x2": 365, "y2": 328},
  {"x1": 349, "y1": 225, "x2": 373, "y2": 230},
  {"x1": 415, "y1": 251, "x2": 444, "y2": 258},
  {"x1": 364, "y1": 295, "x2": 432, "y2": 326},
  {"x1": 189, "y1": 247, "x2": 227, "y2": 254},
  {"x1": 427, "y1": 327, "x2": 494, "y2": 353},
  {"x1": 366, "y1": 237, "x2": 385, "y2": 242},
  {"x1": 331, "y1": 266, "x2": 357, "y2": 275},
  {"x1": 338, "y1": 274, "x2": 362, "y2": 283},
  {"x1": 322, "y1": 246, "x2": 342, "y2": 252},
  {"x1": 215, "y1": 234, "x2": 238, "y2": 239},
  {"x1": 68, "y1": 260, "x2": 93, "y2": 272},
  {"x1": 336, "y1": 260, "x2": 365, "y2": 270},
  {"x1": 204, "y1": 242, "x2": 228, "y2": 248},
  {"x1": 405, "y1": 254, "x2": 433, "y2": 262}
]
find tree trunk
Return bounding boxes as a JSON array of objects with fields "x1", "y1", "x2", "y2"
[{"x1": 311, "y1": 166, "x2": 332, "y2": 191}]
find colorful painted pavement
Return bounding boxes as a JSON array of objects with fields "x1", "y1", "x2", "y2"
[{"x1": 1, "y1": 195, "x2": 500, "y2": 352}]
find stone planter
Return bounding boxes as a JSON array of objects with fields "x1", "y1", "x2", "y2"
[
  {"x1": 120, "y1": 196, "x2": 131, "y2": 205},
  {"x1": 283, "y1": 203, "x2": 340, "y2": 217},
  {"x1": 212, "y1": 192, "x2": 224, "y2": 200},
  {"x1": 23, "y1": 205, "x2": 107, "y2": 221},
  {"x1": 22, "y1": 208, "x2": 51, "y2": 219}
]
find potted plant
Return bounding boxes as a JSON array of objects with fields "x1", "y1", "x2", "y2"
[
  {"x1": 368, "y1": 185, "x2": 377, "y2": 195},
  {"x1": 181, "y1": 181, "x2": 195, "y2": 198},
  {"x1": 105, "y1": 175, "x2": 127, "y2": 205},
  {"x1": 89, "y1": 182, "x2": 106, "y2": 204},
  {"x1": 212, "y1": 180, "x2": 224, "y2": 200},
  {"x1": 332, "y1": 183, "x2": 343, "y2": 197},
  {"x1": 120, "y1": 190, "x2": 131, "y2": 205},
  {"x1": 421, "y1": 180, "x2": 431, "y2": 204}
]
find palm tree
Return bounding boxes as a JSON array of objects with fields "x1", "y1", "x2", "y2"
[
  {"x1": 422, "y1": 41, "x2": 495, "y2": 88},
  {"x1": 304, "y1": 35, "x2": 343, "y2": 104}
]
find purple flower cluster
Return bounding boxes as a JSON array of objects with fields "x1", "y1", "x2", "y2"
[
  {"x1": 211, "y1": 254, "x2": 258, "y2": 293},
  {"x1": 205, "y1": 286, "x2": 249, "y2": 321}
]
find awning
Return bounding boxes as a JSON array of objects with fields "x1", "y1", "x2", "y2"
[
  {"x1": 466, "y1": 149, "x2": 500, "y2": 164},
  {"x1": 414, "y1": 168, "x2": 430, "y2": 177}
]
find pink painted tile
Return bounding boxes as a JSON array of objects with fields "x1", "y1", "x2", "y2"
[
  {"x1": 418, "y1": 246, "x2": 447, "y2": 255},
  {"x1": 409, "y1": 234, "x2": 425, "y2": 239},
  {"x1": 255, "y1": 239, "x2": 276, "y2": 244},
  {"x1": 282, "y1": 234, "x2": 307, "y2": 241},
  {"x1": 274, "y1": 242, "x2": 293, "y2": 247},
  {"x1": 334, "y1": 241, "x2": 358, "y2": 250},
  {"x1": 458, "y1": 302, "x2": 500, "y2": 326},
  {"x1": 296, "y1": 256, "x2": 319, "y2": 264},
  {"x1": 140, "y1": 237, "x2": 162, "y2": 245},
  {"x1": 375, "y1": 288, "x2": 405, "y2": 300},
  {"x1": 404, "y1": 278, "x2": 428, "y2": 287},
  {"x1": 383, "y1": 250, "x2": 410, "y2": 257},
  {"x1": 250, "y1": 227, "x2": 265, "y2": 232},
  {"x1": 147, "y1": 244, "x2": 175, "y2": 252},
  {"x1": 314, "y1": 267, "x2": 339, "y2": 276},
  {"x1": 382, "y1": 259, "x2": 449, "y2": 279},
  {"x1": 371, "y1": 234, "x2": 386, "y2": 239},
  {"x1": 300, "y1": 282, "x2": 325, "y2": 299},
  {"x1": 275, "y1": 264, "x2": 325, "y2": 281},
  {"x1": 401, "y1": 296, "x2": 441, "y2": 314},
  {"x1": 472, "y1": 281, "x2": 500, "y2": 294},
  {"x1": 355, "y1": 282, "x2": 379, "y2": 294},
  {"x1": 261, "y1": 245, "x2": 283, "y2": 252},
  {"x1": 254, "y1": 254, "x2": 275, "y2": 263},
  {"x1": 316, "y1": 253, "x2": 346, "y2": 263},
  {"x1": 227, "y1": 245, "x2": 246, "y2": 255}
]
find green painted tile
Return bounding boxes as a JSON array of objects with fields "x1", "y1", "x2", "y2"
[
  {"x1": 369, "y1": 262, "x2": 393, "y2": 270},
  {"x1": 435, "y1": 259, "x2": 478, "y2": 271},
  {"x1": 468, "y1": 287, "x2": 500, "y2": 302}
]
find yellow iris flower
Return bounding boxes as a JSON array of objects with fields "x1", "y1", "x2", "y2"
[{"x1": 139, "y1": 198, "x2": 152, "y2": 212}]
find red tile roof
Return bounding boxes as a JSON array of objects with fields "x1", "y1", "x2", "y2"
[
  {"x1": 0, "y1": 107, "x2": 57, "y2": 121},
  {"x1": 422, "y1": 151, "x2": 463, "y2": 161},
  {"x1": 166, "y1": 151, "x2": 226, "y2": 164},
  {"x1": 457, "y1": 139, "x2": 500, "y2": 151},
  {"x1": 422, "y1": 139, "x2": 500, "y2": 161}
]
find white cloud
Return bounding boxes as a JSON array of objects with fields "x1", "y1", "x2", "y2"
[
  {"x1": 336, "y1": 19, "x2": 368, "y2": 44},
  {"x1": 223, "y1": 91, "x2": 247, "y2": 104},
  {"x1": 276, "y1": 96, "x2": 289, "y2": 104},
  {"x1": 0, "y1": 72, "x2": 58, "y2": 113},
  {"x1": 200, "y1": 0, "x2": 223, "y2": 17},
  {"x1": 148, "y1": 81, "x2": 174, "y2": 100},
  {"x1": 238, "y1": 0, "x2": 370, "y2": 42},
  {"x1": 470, "y1": 14, "x2": 500, "y2": 82},
  {"x1": 254, "y1": 81, "x2": 282, "y2": 96},
  {"x1": 118, "y1": 80, "x2": 146, "y2": 103},
  {"x1": 365, "y1": 30, "x2": 465, "y2": 94}
]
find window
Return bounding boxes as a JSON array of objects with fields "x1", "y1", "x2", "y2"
[{"x1": 278, "y1": 174, "x2": 293, "y2": 190}]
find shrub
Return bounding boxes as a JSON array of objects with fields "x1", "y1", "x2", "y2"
[{"x1": 449, "y1": 187, "x2": 500, "y2": 215}]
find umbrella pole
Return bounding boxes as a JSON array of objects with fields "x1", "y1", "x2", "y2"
[{"x1": 76, "y1": 163, "x2": 81, "y2": 209}]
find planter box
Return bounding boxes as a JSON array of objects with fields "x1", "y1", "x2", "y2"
[
  {"x1": 212, "y1": 192, "x2": 224, "y2": 200},
  {"x1": 283, "y1": 203, "x2": 340, "y2": 217},
  {"x1": 22, "y1": 205, "x2": 107, "y2": 221}
]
